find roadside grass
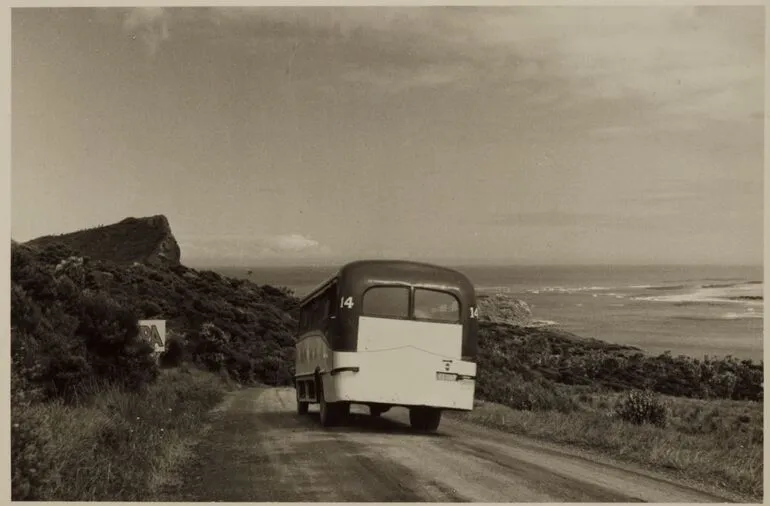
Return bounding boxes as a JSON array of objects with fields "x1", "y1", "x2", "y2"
[
  {"x1": 12, "y1": 365, "x2": 230, "y2": 501},
  {"x1": 452, "y1": 392, "x2": 763, "y2": 501}
]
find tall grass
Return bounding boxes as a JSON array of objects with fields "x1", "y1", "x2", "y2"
[
  {"x1": 12, "y1": 366, "x2": 228, "y2": 501},
  {"x1": 453, "y1": 389, "x2": 763, "y2": 501}
]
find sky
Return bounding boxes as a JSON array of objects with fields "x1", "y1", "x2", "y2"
[{"x1": 11, "y1": 6, "x2": 765, "y2": 267}]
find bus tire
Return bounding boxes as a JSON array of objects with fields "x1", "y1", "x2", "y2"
[
  {"x1": 296, "y1": 387, "x2": 309, "y2": 415},
  {"x1": 318, "y1": 378, "x2": 337, "y2": 427},
  {"x1": 318, "y1": 381, "x2": 350, "y2": 427},
  {"x1": 409, "y1": 407, "x2": 442, "y2": 432}
]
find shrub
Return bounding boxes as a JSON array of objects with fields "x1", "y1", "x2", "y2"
[
  {"x1": 35, "y1": 241, "x2": 79, "y2": 266},
  {"x1": 11, "y1": 244, "x2": 160, "y2": 403},
  {"x1": 615, "y1": 389, "x2": 668, "y2": 427},
  {"x1": 476, "y1": 321, "x2": 763, "y2": 402},
  {"x1": 479, "y1": 374, "x2": 581, "y2": 414},
  {"x1": 75, "y1": 291, "x2": 159, "y2": 394},
  {"x1": 139, "y1": 301, "x2": 163, "y2": 318},
  {"x1": 11, "y1": 406, "x2": 57, "y2": 500},
  {"x1": 159, "y1": 336, "x2": 185, "y2": 369}
]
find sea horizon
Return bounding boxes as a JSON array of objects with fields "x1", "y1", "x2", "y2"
[{"x1": 186, "y1": 259, "x2": 764, "y2": 270}]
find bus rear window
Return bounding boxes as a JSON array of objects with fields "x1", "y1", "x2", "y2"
[
  {"x1": 413, "y1": 289, "x2": 460, "y2": 323},
  {"x1": 362, "y1": 286, "x2": 410, "y2": 319}
]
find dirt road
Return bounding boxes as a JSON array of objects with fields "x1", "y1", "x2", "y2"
[{"x1": 156, "y1": 387, "x2": 733, "y2": 502}]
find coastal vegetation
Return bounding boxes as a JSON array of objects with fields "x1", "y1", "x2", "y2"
[
  {"x1": 453, "y1": 391, "x2": 762, "y2": 500},
  {"x1": 10, "y1": 218, "x2": 764, "y2": 501},
  {"x1": 476, "y1": 322, "x2": 762, "y2": 403},
  {"x1": 464, "y1": 321, "x2": 763, "y2": 500},
  {"x1": 12, "y1": 366, "x2": 229, "y2": 500}
]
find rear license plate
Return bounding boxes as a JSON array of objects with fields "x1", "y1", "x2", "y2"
[{"x1": 436, "y1": 372, "x2": 456, "y2": 381}]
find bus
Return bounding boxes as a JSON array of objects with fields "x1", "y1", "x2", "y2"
[{"x1": 293, "y1": 260, "x2": 479, "y2": 432}]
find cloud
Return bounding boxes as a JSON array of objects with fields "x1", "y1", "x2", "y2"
[
  {"x1": 171, "y1": 7, "x2": 482, "y2": 90},
  {"x1": 208, "y1": 7, "x2": 471, "y2": 47},
  {"x1": 221, "y1": 6, "x2": 760, "y2": 124},
  {"x1": 123, "y1": 7, "x2": 170, "y2": 56},
  {"x1": 341, "y1": 63, "x2": 474, "y2": 93},
  {"x1": 115, "y1": 6, "x2": 761, "y2": 122},
  {"x1": 471, "y1": 7, "x2": 764, "y2": 125},
  {"x1": 268, "y1": 233, "x2": 320, "y2": 253}
]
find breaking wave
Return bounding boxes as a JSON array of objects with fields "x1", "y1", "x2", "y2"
[
  {"x1": 674, "y1": 312, "x2": 763, "y2": 321},
  {"x1": 525, "y1": 286, "x2": 612, "y2": 295},
  {"x1": 527, "y1": 319, "x2": 559, "y2": 327}
]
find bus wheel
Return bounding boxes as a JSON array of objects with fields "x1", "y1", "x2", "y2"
[
  {"x1": 409, "y1": 407, "x2": 442, "y2": 432},
  {"x1": 318, "y1": 380, "x2": 337, "y2": 427},
  {"x1": 296, "y1": 386, "x2": 309, "y2": 415}
]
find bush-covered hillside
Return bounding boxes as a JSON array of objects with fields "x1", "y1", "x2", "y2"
[
  {"x1": 11, "y1": 240, "x2": 299, "y2": 404},
  {"x1": 476, "y1": 322, "x2": 763, "y2": 403}
]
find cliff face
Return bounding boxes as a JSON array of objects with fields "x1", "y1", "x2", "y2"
[
  {"x1": 25, "y1": 215, "x2": 181, "y2": 266},
  {"x1": 138, "y1": 215, "x2": 182, "y2": 266}
]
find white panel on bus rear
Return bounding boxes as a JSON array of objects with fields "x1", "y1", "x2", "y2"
[{"x1": 357, "y1": 316, "x2": 462, "y2": 358}]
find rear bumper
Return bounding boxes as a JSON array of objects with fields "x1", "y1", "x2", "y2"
[{"x1": 321, "y1": 348, "x2": 477, "y2": 410}]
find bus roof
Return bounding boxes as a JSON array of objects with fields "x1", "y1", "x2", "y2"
[{"x1": 299, "y1": 259, "x2": 475, "y2": 306}]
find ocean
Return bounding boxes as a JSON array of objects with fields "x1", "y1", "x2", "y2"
[{"x1": 210, "y1": 264, "x2": 764, "y2": 362}]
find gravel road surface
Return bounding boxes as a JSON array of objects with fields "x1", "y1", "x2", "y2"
[{"x1": 156, "y1": 387, "x2": 734, "y2": 502}]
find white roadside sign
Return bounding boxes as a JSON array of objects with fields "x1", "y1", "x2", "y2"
[{"x1": 138, "y1": 319, "x2": 166, "y2": 353}]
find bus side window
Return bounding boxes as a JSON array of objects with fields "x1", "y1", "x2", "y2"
[
  {"x1": 304, "y1": 307, "x2": 311, "y2": 331},
  {"x1": 321, "y1": 297, "x2": 330, "y2": 323},
  {"x1": 312, "y1": 298, "x2": 322, "y2": 329}
]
